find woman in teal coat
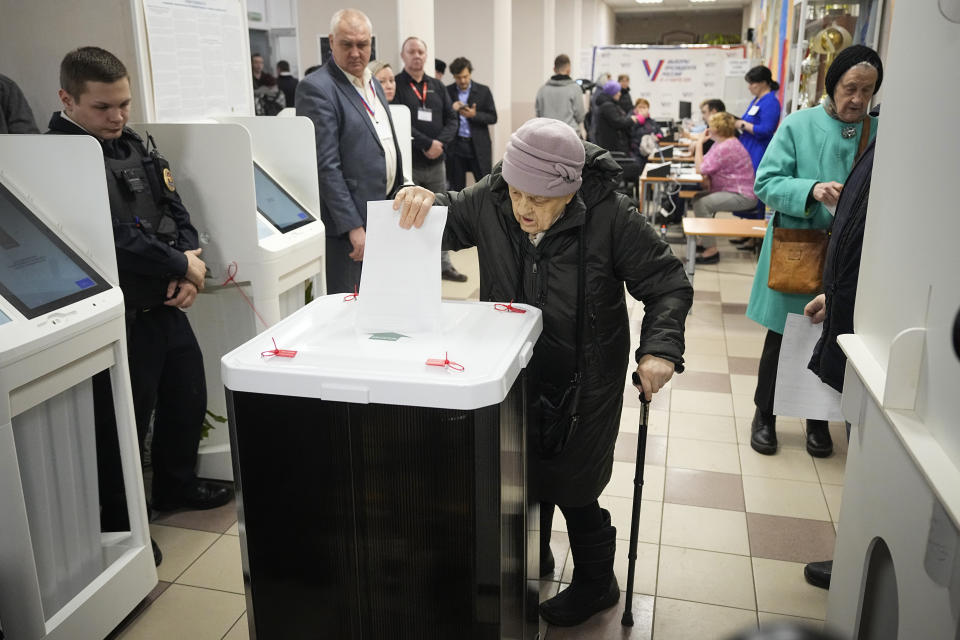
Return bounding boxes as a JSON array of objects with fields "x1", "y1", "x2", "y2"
[{"x1": 746, "y1": 46, "x2": 882, "y2": 458}]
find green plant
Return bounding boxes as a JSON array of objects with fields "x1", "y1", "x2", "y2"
[
  {"x1": 201, "y1": 409, "x2": 227, "y2": 440},
  {"x1": 703, "y1": 33, "x2": 742, "y2": 45}
]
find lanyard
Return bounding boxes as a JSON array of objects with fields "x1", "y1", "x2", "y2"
[
  {"x1": 409, "y1": 81, "x2": 428, "y2": 107},
  {"x1": 356, "y1": 80, "x2": 378, "y2": 118}
]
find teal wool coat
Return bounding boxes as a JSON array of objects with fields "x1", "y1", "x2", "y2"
[{"x1": 746, "y1": 105, "x2": 878, "y2": 333}]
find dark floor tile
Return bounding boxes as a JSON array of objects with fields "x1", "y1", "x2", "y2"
[
  {"x1": 746, "y1": 513, "x2": 837, "y2": 563},
  {"x1": 545, "y1": 592, "x2": 654, "y2": 639},
  {"x1": 623, "y1": 387, "x2": 669, "y2": 411},
  {"x1": 542, "y1": 531, "x2": 570, "y2": 582},
  {"x1": 722, "y1": 303, "x2": 749, "y2": 315},
  {"x1": 151, "y1": 498, "x2": 238, "y2": 534},
  {"x1": 671, "y1": 371, "x2": 732, "y2": 393},
  {"x1": 694, "y1": 290, "x2": 722, "y2": 302},
  {"x1": 728, "y1": 356, "x2": 761, "y2": 376},
  {"x1": 663, "y1": 467, "x2": 745, "y2": 511},
  {"x1": 105, "y1": 581, "x2": 171, "y2": 639}
]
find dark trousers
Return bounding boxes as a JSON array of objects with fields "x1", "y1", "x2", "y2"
[
  {"x1": 95, "y1": 306, "x2": 206, "y2": 527},
  {"x1": 325, "y1": 233, "x2": 363, "y2": 295},
  {"x1": 754, "y1": 329, "x2": 782, "y2": 416},
  {"x1": 445, "y1": 137, "x2": 487, "y2": 191},
  {"x1": 540, "y1": 500, "x2": 604, "y2": 543}
]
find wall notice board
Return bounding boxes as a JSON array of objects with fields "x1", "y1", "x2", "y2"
[{"x1": 591, "y1": 45, "x2": 755, "y2": 122}]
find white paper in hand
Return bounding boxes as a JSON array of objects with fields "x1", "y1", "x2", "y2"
[
  {"x1": 357, "y1": 200, "x2": 448, "y2": 334},
  {"x1": 773, "y1": 313, "x2": 844, "y2": 422}
]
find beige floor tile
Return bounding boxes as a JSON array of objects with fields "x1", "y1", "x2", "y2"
[
  {"x1": 600, "y1": 496, "x2": 662, "y2": 544},
  {"x1": 151, "y1": 499, "x2": 238, "y2": 535},
  {"x1": 670, "y1": 389, "x2": 734, "y2": 416},
  {"x1": 149, "y1": 524, "x2": 219, "y2": 583},
  {"x1": 732, "y1": 393, "x2": 757, "y2": 419},
  {"x1": 660, "y1": 503, "x2": 750, "y2": 555},
  {"x1": 723, "y1": 313, "x2": 764, "y2": 333},
  {"x1": 758, "y1": 612, "x2": 824, "y2": 630},
  {"x1": 176, "y1": 534, "x2": 245, "y2": 594},
  {"x1": 753, "y1": 558, "x2": 829, "y2": 620},
  {"x1": 718, "y1": 285, "x2": 753, "y2": 306},
  {"x1": 620, "y1": 407, "x2": 668, "y2": 437},
  {"x1": 822, "y1": 484, "x2": 844, "y2": 522},
  {"x1": 604, "y1": 462, "x2": 665, "y2": 502},
  {"x1": 222, "y1": 613, "x2": 249, "y2": 640},
  {"x1": 113, "y1": 583, "x2": 246, "y2": 640},
  {"x1": 742, "y1": 476, "x2": 831, "y2": 521},
  {"x1": 814, "y1": 453, "x2": 847, "y2": 485},
  {"x1": 729, "y1": 374, "x2": 759, "y2": 397},
  {"x1": 692, "y1": 270, "x2": 720, "y2": 292},
  {"x1": 685, "y1": 323, "x2": 727, "y2": 339},
  {"x1": 736, "y1": 416, "x2": 806, "y2": 450},
  {"x1": 546, "y1": 592, "x2": 654, "y2": 639},
  {"x1": 561, "y1": 540, "x2": 659, "y2": 596},
  {"x1": 738, "y1": 445, "x2": 820, "y2": 482},
  {"x1": 667, "y1": 438, "x2": 741, "y2": 475},
  {"x1": 225, "y1": 522, "x2": 240, "y2": 536},
  {"x1": 652, "y1": 597, "x2": 757, "y2": 640},
  {"x1": 682, "y1": 354, "x2": 730, "y2": 374},
  {"x1": 684, "y1": 336, "x2": 728, "y2": 357},
  {"x1": 656, "y1": 546, "x2": 756, "y2": 610},
  {"x1": 669, "y1": 412, "x2": 737, "y2": 442},
  {"x1": 689, "y1": 302, "x2": 724, "y2": 322},
  {"x1": 726, "y1": 337, "x2": 764, "y2": 358}
]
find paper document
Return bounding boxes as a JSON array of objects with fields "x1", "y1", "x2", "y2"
[
  {"x1": 357, "y1": 200, "x2": 448, "y2": 334},
  {"x1": 773, "y1": 313, "x2": 844, "y2": 422}
]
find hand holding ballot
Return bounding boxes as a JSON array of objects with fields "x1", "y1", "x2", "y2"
[{"x1": 394, "y1": 186, "x2": 437, "y2": 229}]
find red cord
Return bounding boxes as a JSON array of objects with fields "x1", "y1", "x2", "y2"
[
  {"x1": 425, "y1": 351, "x2": 464, "y2": 372},
  {"x1": 222, "y1": 262, "x2": 270, "y2": 329}
]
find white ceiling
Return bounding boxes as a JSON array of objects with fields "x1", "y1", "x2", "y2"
[{"x1": 607, "y1": 0, "x2": 751, "y2": 15}]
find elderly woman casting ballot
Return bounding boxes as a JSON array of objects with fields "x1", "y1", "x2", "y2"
[
  {"x1": 746, "y1": 45, "x2": 881, "y2": 459},
  {"x1": 394, "y1": 118, "x2": 692, "y2": 627}
]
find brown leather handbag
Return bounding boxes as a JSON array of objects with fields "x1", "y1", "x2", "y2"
[{"x1": 766, "y1": 212, "x2": 829, "y2": 294}]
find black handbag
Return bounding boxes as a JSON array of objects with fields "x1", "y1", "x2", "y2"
[{"x1": 533, "y1": 222, "x2": 586, "y2": 460}]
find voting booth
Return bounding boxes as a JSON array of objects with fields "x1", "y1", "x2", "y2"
[
  {"x1": 0, "y1": 136, "x2": 156, "y2": 639},
  {"x1": 222, "y1": 295, "x2": 541, "y2": 639},
  {"x1": 823, "y1": 5, "x2": 960, "y2": 639},
  {"x1": 130, "y1": 118, "x2": 326, "y2": 480}
]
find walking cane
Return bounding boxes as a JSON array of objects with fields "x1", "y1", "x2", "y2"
[{"x1": 621, "y1": 371, "x2": 651, "y2": 627}]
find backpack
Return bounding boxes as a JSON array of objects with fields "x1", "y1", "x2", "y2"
[{"x1": 255, "y1": 87, "x2": 285, "y2": 116}]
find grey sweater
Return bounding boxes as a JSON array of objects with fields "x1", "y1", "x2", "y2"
[
  {"x1": 534, "y1": 75, "x2": 585, "y2": 131},
  {"x1": 0, "y1": 74, "x2": 39, "y2": 134}
]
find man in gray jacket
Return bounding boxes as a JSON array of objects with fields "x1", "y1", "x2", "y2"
[{"x1": 535, "y1": 54, "x2": 585, "y2": 133}]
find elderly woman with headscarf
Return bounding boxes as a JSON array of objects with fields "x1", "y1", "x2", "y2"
[
  {"x1": 746, "y1": 45, "x2": 882, "y2": 459},
  {"x1": 393, "y1": 118, "x2": 692, "y2": 626},
  {"x1": 594, "y1": 80, "x2": 638, "y2": 154}
]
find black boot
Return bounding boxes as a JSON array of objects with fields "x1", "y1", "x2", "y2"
[
  {"x1": 539, "y1": 509, "x2": 620, "y2": 627},
  {"x1": 805, "y1": 420, "x2": 833, "y2": 457},
  {"x1": 804, "y1": 560, "x2": 832, "y2": 589},
  {"x1": 750, "y1": 408, "x2": 778, "y2": 455}
]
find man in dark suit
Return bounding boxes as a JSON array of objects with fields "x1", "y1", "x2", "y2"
[
  {"x1": 276, "y1": 60, "x2": 298, "y2": 108},
  {"x1": 445, "y1": 57, "x2": 498, "y2": 191},
  {"x1": 295, "y1": 9, "x2": 404, "y2": 294}
]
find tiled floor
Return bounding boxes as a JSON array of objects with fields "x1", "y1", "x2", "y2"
[{"x1": 109, "y1": 223, "x2": 843, "y2": 639}]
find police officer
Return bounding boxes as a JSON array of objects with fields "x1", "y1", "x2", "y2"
[{"x1": 47, "y1": 47, "x2": 232, "y2": 564}]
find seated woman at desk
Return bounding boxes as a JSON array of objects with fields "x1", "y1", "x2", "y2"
[
  {"x1": 690, "y1": 111, "x2": 758, "y2": 264},
  {"x1": 628, "y1": 97, "x2": 661, "y2": 168}
]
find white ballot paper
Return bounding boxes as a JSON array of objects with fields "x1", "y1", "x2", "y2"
[
  {"x1": 357, "y1": 200, "x2": 448, "y2": 334},
  {"x1": 773, "y1": 313, "x2": 845, "y2": 422}
]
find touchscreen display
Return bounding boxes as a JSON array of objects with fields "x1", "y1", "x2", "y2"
[
  {"x1": 0, "y1": 181, "x2": 111, "y2": 319},
  {"x1": 253, "y1": 163, "x2": 315, "y2": 233}
]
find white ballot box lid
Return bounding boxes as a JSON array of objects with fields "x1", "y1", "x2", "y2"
[{"x1": 222, "y1": 295, "x2": 543, "y2": 410}]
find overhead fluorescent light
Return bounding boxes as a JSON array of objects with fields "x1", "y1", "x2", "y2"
[
  {"x1": 635, "y1": 0, "x2": 664, "y2": 4},
  {"x1": 689, "y1": 0, "x2": 718, "y2": 3}
]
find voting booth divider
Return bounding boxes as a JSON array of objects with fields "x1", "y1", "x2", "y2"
[
  {"x1": 0, "y1": 136, "x2": 156, "y2": 639},
  {"x1": 130, "y1": 118, "x2": 326, "y2": 481},
  {"x1": 222, "y1": 296, "x2": 542, "y2": 638}
]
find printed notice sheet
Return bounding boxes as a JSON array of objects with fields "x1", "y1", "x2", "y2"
[
  {"x1": 773, "y1": 313, "x2": 845, "y2": 422},
  {"x1": 357, "y1": 201, "x2": 448, "y2": 335}
]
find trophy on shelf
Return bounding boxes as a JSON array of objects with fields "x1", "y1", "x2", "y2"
[{"x1": 811, "y1": 22, "x2": 853, "y2": 103}]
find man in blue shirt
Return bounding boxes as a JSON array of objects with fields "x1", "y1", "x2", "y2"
[{"x1": 445, "y1": 57, "x2": 498, "y2": 192}]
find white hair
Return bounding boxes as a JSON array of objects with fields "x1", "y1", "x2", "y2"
[{"x1": 329, "y1": 9, "x2": 372, "y2": 36}]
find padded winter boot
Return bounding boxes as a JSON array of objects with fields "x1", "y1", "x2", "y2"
[
  {"x1": 750, "y1": 408, "x2": 778, "y2": 455},
  {"x1": 805, "y1": 420, "x2": 833, "y2": 457},
  {"x1": 541, "y1": 503, "x2": 556, "y2": 577},
  {"x1": 539, "y1": 509, "x2": 620, "y2": 627}
]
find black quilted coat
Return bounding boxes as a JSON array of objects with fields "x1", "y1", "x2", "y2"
[{"x1": 436, "y1": 142, "x2": 692, "y2": 505}]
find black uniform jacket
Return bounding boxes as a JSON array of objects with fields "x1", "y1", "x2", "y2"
[
  {"x1": 445, "y1": 81, "x2": 498, "y2": 174},
  {"x1": 47, "y1": 112, "x2": 200, "y2": 309},
  {"x1": 808, "y1": 139, "x2": 876, "y2": 392},
  {"x1": 392, "y1": 69, "x2": 458, "y2": 168},
  {"x1": 436, "y1": 142, "x2": 692, "y2": 505}
]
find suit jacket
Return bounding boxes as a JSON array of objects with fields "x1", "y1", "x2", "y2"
[
  {"x1": 296, "y1": 62, "x2": 404, "y2": 237},
  {"x1": 277, "y1": 74, "x2": 299, "y2": 109},
  {"x1": 445, "y1": 81, "x2": 498, "y2": 174}
]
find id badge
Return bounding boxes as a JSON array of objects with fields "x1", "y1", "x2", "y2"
[
  {"x1": 747, "y1": 105, "x2": 760, "y2": 116},
  {"x1": 417, "y1": 108, "x2": 433, "y2": 122}
]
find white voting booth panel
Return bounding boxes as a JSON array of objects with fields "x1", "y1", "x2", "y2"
[
  {"x1": 129, "y1": 119, "x2": 325, "y2": 480},
  {"x1": 390, "y1": 104, "x2": 413, "y2": 184},
  {"x1": 0, "y1": 136, "x2": 155, "y2": 640},
  {"x1": 824, "y1": 4, "x2": 960, "y2": 639}
]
